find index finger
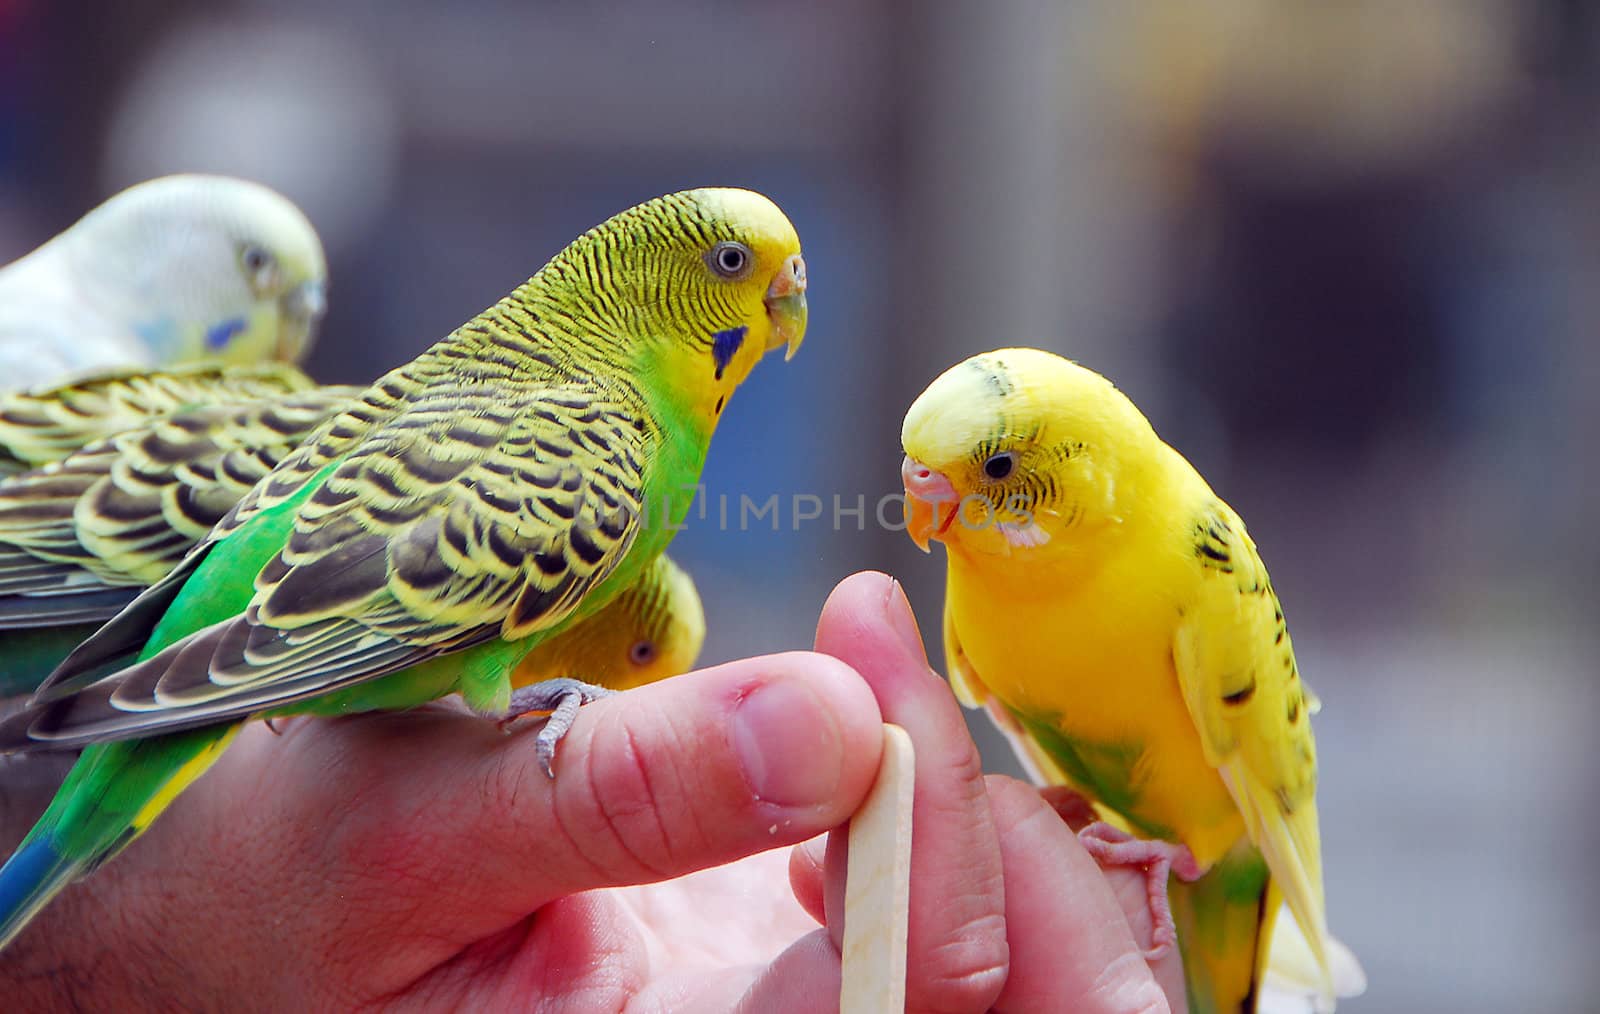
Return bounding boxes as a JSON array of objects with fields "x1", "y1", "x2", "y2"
[{"x1": 814, "y1": 571, "x2": 1011, "y2": 1013}]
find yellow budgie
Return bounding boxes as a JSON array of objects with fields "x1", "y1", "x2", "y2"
[
  {"x1": 512, "y1": 553, "x2": 706, "y2": 693},
  {"x1": 900, "y1": 348, "x2": 1363, "y2": 1013}
]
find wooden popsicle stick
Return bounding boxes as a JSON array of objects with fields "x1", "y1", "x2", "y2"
[{"x1": 840, "y1": 722, "x2": 915, "y2": 1014}]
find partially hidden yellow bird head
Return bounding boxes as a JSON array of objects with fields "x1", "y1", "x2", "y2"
[
  {"x1": 511, "y1": 554, "x2": 707, "y2": 693},
  {"x1": 534, "y1": 187, "x2": 806, "y2": 431},
  {"x1": 71, "y1": 175, "x2": 328, "y2": 366},
  {"x1": 900, "y1": 348, "x2": 1160, "y2": 560}
]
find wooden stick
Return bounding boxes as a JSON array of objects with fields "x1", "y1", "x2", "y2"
[{"x1": 840, "y1": 723, "x2": 915, "y2": 1014}]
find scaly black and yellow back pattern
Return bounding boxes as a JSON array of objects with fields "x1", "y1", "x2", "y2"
[
  {"x1": 0, "y1": 386, "x2": 359, "y2": 630},
  {"x1": 0, "y1": 362, "x2": 317, "y2": 476}
]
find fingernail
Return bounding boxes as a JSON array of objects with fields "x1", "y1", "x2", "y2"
[
  {"x1": 798, "y1": 834, "x2": 828, "y2": 871},
  {"x1": 733, "y1": 678, "x2": 843, "y2": 807},
  {"x1": 883, "y1": 579, "x2": 929, "y2": 665}
]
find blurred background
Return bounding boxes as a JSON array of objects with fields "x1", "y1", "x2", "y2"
[{"x1": 2, "y1": 1, "x2": 1595, "y2": 1009}]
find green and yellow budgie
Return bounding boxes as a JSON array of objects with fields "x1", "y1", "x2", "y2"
[
  {"x1": 0, "y1": 361, "x2": 321, "y2": 477},
  {"x1": 900, "y1": 348, "x2": 1362, "y2": 1013},
  {"x1": 0, "y1": 381, "x2": 707, "y2": 699},
  {"x1": 0, "y1": 381, "x2": 361, "y2": 695},
  {"x1": 0, "y1": 187, "x2": 807, "y2": 951},
  {"x1": 0, "y1": 175, "x2": 327, "y2": 392}
]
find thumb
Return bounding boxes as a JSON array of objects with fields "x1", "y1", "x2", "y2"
[{"x1": 232, "y1": 651, "x2": 885, "y2": 957}]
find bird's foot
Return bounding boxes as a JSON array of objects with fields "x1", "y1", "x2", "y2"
[
  {"x1": 1077, "y1": 821, "x2": 1203, "y2": 962},
  {"x1": 496, "y1": 678, "x2": 615, "y2": 778}
]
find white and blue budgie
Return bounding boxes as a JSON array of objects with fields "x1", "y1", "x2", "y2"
[{"x1": 0, "y1": 175, "x2": 327, "y2": 391}]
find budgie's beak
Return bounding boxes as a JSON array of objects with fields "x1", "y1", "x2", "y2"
[
  {"x1": 277, "y1": 279, "x2": 327, "y2": 361},
  {"x1": 764, "y1": 254, "x2": 807, "y2": 360},
  {"x1": 902, "y1": 455, "x2": 959, "y2": 553}
]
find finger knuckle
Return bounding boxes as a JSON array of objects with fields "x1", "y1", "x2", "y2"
[
  {"x1": 566, "y1": 709, "x2": 675, "y2": 881},
  {"x1": 1088, "y1": 952, "x2": 1170, "y2": 1014},
  {"x1": 911, "y1": 911, "x2": 1011, "y2": 1013}
]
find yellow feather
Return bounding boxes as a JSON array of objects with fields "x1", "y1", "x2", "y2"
[
  {"x1": 130, "y1": 725, "x2": 241, "y2": 832},
  {"x1": 511, "y1": 554, "x2": 706, "y2": 693},
  {"x1": 940, "y1": 602, "x2": 985, "y2": 708}
]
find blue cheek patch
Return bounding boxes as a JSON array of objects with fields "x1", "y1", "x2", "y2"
[
  {"x1": 135, "y1": 319, "x2": 177, "y2": 354},
  {"x1": 205, "y1": 317, "x2": 248, "y2": 351},
  {"x1": 711, "y1": 326, "x2": 748, "y2": 380}
]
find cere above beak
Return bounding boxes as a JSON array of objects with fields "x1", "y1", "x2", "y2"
[
  {"x1": 764, "y1": 253, "x2": 808, "y2": 360},
  {"x1": 283, "y1": 278, "x2": 327, "y2": 324},
  {"x1": 901, "y1": 454, "x2": 960, "y2": 553}
]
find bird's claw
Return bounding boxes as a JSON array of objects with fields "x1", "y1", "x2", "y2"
[
  {"x1": 495, "y1": 678, "x2": 616, "y2": 778},
  {"x1": 1076, "y1": 821, "x2": 1203, "y2": 962}
]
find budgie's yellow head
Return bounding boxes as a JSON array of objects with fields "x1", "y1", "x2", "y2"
[
  {"x1": 511, "y1": 554, "x2": 706, "y2": 692},
  {"x1": 900, "y1": 348, "x2": 1159, "y2": 559},
  {"x1": 68, "y1": 175, "x2": 328, "y2": 366},
  {"x1": 529, "y1": 187, "x2": 806, "y2": 430}
]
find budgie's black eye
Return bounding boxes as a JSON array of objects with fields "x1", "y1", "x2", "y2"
[
  {"x1": 708, "y1": 242, "x2": 752, "y2": 279},
  {"x1": 240, "y1": 244, "x2": 279, "y2": 292},
  {"x1": 629, "y1": 640, "x2": 657, "y2": 666},
  {"x1": 983, "y1": 452, "x2": 1017, "y2": 481}
]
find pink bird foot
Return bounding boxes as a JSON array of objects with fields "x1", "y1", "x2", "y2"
[{"x1": 1077, "y1": 822, "x2": 1203, "y2": 962}]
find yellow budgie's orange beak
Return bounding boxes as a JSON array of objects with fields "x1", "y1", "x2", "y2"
[
  {"x1": 764, "y1": 254, "x2": 808, "y2": 360},
  {"x1": 902, "y1": 455, "x2": 960, "y2": 552}
]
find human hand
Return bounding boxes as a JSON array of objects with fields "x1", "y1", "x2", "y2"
[
  {"x1": 0, "y1": 571, "x2": 1185, "y2": 1012},
  {"x1": 604, "y1": 571, "x2": 1184, "y2": 1011},
  {"x1": 0, "y1": 647, "x2": 887, "y2": 1010},
  {"x1": 767, "y1": 570, "x2": 1184, "y2": 1012}
]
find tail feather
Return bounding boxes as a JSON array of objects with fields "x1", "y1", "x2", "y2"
[
  {"x1": 1219, "y1": 763, "x2": 1332, "y2": 997},
  {"x1": 0, "y1": 834, "x2": 91, "y2": 950},
  {"x1": 0, "y1": 588, "x2": 139, "y2": 630},
  {"x1": 1260, "y1": 904, "x2": 1367, "y2": 1013},
  {"x1": 0, "y1": 623, "x2": 108, "y2": 698},
  {"x1": 1170, "y1": 839, "x2": 1274, "y2": 1014},
  {"x1": 1173, "y1": 843, "x2": 1367, "y2": 1014},
  {"x1": 0, "y1": 725, "x2": 239, "y2": 953}
]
